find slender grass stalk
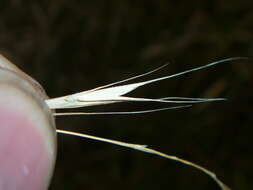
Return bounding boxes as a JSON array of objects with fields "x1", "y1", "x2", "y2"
[{"x1": 57, "y1": 129, "x2": 231, "y2": 190}]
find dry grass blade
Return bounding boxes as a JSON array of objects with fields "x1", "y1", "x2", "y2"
[
  {"x1": 46, "y1": 57, "x2": 243, "y2": 109},
  {"x1": 57, "y1": 129, "x2": 231, "y2": 190}
]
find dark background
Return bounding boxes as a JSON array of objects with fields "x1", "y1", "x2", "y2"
[{"x1": 0, "y1": 1, "x2": 252, "y2": 190}]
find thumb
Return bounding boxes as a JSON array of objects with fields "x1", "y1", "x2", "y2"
[{"x1": 0, "y1": 55, "x2": 56, "y2": 190}]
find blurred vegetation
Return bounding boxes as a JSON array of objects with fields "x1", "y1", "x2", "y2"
[{"x1": 0, "y1": 0, "x2": 252, "y2": 189}]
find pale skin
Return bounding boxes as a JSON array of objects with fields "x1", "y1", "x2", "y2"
[
  {"x1": 0, "y1": 54, "x2": 243, "y2": 190},
  {"x1": 0, "y1": 55, "x2": 56, "y2": 190}
]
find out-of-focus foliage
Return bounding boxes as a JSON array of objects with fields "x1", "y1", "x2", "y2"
[{"x1": 0, "y1": 0, "x2": 252, "y2": 189}]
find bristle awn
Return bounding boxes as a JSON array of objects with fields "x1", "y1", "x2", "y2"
[
  {"x1": 87, "y1": 57, "x2": 244, "y2": 92},
  {"x1": 56, "y1": 129, "x2": 231, "y2": 190},
  {"x1": 86, "y1": 63, "x2": 169, "y2": 92},
  {"x1": 127, "y1": 57, "x2": 244, "y2": 87},
  {"x1": 53, "y1": 96, "x2": 224, "y2": 116},
  {"x1": 54, "y1": 97, "x2": 226, "y2": 116},
  {"x1": 162, "y1": 97, "x2": 226, "y2": 101},
  {"x1": 161, "y1": 97, "x2": 226, "y2": 102},
  {"x1": 45, "y1": 57, "x2": 242, "y2": 110},
  {"x1": 53, "y1": 105, "x2": 192, "y2": 116},
  {"x1": 73, "y1": 96, "x2": 224, "y2": 106}
]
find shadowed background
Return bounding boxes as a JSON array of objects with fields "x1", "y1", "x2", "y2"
[{"x1": 0, "y1": 0, "x2": 252, "y2": 189}]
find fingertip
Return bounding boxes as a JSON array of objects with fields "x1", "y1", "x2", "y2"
[{"x1": 0, "y1": 56, "x2": 56, "y2": 190}]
